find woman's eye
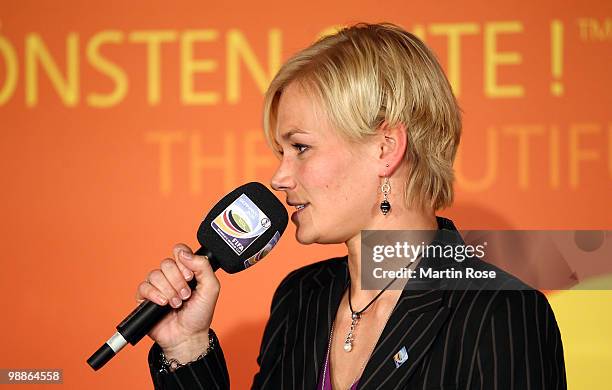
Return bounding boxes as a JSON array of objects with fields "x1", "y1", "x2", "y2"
[{"x1": 292, "y1": 143, "x2": 309, "y2": 154}]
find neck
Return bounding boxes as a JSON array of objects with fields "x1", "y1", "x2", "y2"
[{"x1": 345, "y1": 207, "x2": 437, "y2": 306}]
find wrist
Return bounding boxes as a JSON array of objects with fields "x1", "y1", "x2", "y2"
[{"x1": 162, "y1": 329, "x2": 211, "y2": 364}]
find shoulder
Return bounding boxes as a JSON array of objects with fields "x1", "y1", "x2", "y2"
[
  {"x1": 490, "y1": 288, "x2": 555, "y2": 320},
  {"x1": 478, "y1": 262, "x2": 555, "y2": 317},
  {"x1": 444, "y1": 261, "x2": 556, "y2": 328},
  {"x1": 444, "y1": 283, "x2": 557, "y2": 343}
]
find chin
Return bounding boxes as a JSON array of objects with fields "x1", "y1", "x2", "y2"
[
  {"x1": 294, "y1": 228, "x2": 316, "y2": 245},
  {"x1": 295, "y1": 227, "x2": 348, "y2": 245}
]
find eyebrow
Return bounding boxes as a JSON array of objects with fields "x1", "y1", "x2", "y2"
[{"x1": 280, "y1": 128, "x2": 309, "y2": 140}]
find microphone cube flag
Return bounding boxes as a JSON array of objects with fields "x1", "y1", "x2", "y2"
[
  {"x1": 211, "y1": 193, "x2": 272, "y2": 256},
  {"x1": 198, "y1": 182, "x2": 288, "y2": 274}
]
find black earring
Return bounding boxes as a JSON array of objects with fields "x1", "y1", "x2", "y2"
[{"x1": 380, "y1": 164, "x2": 391, "y2": 215}]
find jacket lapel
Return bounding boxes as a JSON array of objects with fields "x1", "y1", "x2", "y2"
[
  {"x1": 296, "y1": 258, "x2": 349, "y2": 390},
  {"x1": 357, "y1": 288, "x2": 450, "y2": 389}
]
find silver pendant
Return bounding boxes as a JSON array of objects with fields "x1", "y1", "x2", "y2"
[{"x1": 344, "y1": 312, "x2": 360, "y2": 352}]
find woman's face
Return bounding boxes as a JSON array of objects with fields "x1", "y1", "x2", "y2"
[{"x1": 270, "y1": 82, "x2": 380, "y2": 245}]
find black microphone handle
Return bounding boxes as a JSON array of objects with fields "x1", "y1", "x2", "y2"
[{"x1": 87, "y1": 246, "x2": 218, "y2": 370}]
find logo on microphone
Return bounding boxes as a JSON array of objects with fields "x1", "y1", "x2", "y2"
[
  {"x1": 244, "y1": 231, "x2": 280, "y2": 269},
  {"x1": 211, "y1": 194, "x2": 271, "y2": 255}
]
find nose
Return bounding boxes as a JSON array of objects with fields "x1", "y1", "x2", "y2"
[{"x1": 270, "y1": 157, "x2": 296, "y2": 192}]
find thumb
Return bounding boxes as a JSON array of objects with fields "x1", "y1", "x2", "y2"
[{"x1": 177, "y1": 249, "x2": 219, "y2": 288}]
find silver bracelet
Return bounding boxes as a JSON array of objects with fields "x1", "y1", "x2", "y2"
[{"x1": 159, "y1": 331, "x2": 215, "y2": 373}]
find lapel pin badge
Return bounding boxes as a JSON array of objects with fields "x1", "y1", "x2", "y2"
[{"x1": 393, "y1": 346, "x2": 409, "y2": 368}]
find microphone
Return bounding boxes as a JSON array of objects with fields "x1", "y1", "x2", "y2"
[{"x1": 87, "y1": 182, "x2": 288, "y2": 370}]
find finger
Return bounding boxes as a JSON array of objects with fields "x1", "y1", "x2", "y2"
[
  {"x1": 176, "y1": 248, "x2": 218, "y2": 290},
  {"x1": 172, "y1": 244, "x2": 216, "y2": 283},
  {"x1": 171, "y1": 244, "x2": 194, "y2": 281},
  {"x1": 172, "y1": 243, "x2": 216, "y2": 283},
  {"x1": 160, "y1": 257, "x2": 192, "y2": 301},
  {"x1": 136, "y1": 281, "x2": 168, "y2": 306},
  {"x1": 147, "y1": 268, "x2": 183, "y2": 308}
]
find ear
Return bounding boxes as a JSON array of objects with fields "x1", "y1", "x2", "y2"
[{"x1": 376, "y1": 121, "x2": 407, "y2": 176}]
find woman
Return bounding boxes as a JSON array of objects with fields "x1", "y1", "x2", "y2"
[{"x1": 138, "y1": 23, "x2": 566, "y2": 389}]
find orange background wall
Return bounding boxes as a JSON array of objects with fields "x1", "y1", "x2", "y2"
[{"x1": 1, "y1": 0, "x2": 610, "y2": 388}]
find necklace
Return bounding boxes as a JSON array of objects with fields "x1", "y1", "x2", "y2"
[
  {"x1": 321, "y1": 294, "x2": 396, "y2": 389},
  {"x1": 343, "y1": 277, "x2": 393, "y2": 352},
  {"x1": 344, "y1": 259, "x2": 420, "y2": 352}
]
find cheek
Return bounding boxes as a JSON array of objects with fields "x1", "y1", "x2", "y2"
[
  {"x1": 297, "y1": 157, "x2": 344, "y2": 190},
  {"x1": 303, "y1": 156, "x2": 375, "y2": 206},
  {"x1": 336, "y1": 167, "x2": 380, "y2": 215}
]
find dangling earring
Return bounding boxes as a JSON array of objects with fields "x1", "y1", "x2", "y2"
[{"x1": 380, "y1": 163, "x2": 391, "y2": 215}]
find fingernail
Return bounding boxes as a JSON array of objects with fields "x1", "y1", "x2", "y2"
[
  {"x1": 181, "y1": 250, "x2": 193, "y2": 260},
  {"x1": 157, "y1": 295, "x2": 168, "y2": 305},
  {"x1": 183, "y1": 270, "x2": 193, "y2": 280},
  {"x1": 180, "y1": 288, "x2": 191, "y2": 299},
  {"x1": 171, "y1": 297, "x2": 182, "y2": 308}
]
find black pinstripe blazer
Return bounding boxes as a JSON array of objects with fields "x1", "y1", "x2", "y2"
[{"x1": 148, "y1": 217, "x2": 567, "y2": 389}]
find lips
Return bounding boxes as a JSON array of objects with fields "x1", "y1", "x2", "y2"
[
  {"x1": 294, "y1": 203, "x2": 309, "y2": 211},
  {"x1": 287, "y1": 200, "x2": 309, "y2": 210},
  {"x1": 289, "y1": 202, "x2": 309, "y2": 223}
]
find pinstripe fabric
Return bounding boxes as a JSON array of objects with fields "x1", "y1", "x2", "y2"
[{"x1": 148, "y1": 217, "x2": 567, "y2": 389}]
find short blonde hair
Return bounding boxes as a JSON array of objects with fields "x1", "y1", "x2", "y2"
[{"x1": 263, "y1": 22, "x2": 461, "y2": 211}]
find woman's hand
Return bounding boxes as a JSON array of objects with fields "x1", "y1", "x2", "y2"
[{"x1": 135, "y1": 243, "x2": 220, "y2": 362}]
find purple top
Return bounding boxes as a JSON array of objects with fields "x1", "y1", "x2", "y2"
[{"x1": 317, "y1": 351, "x2": 360, "y2": 390}]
